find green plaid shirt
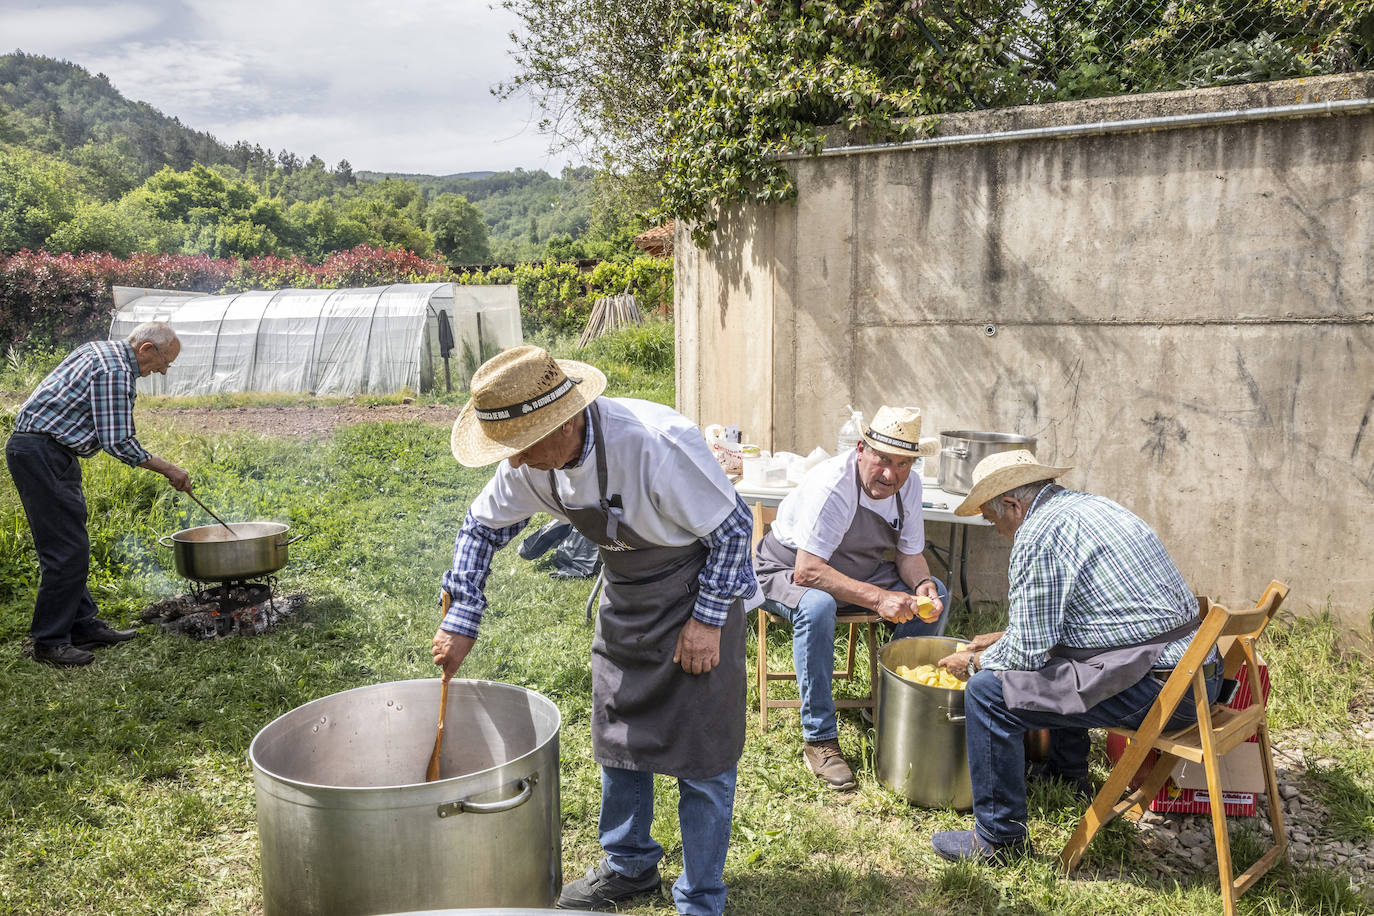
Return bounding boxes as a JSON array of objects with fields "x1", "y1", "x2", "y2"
[{"x1": 980, "y1": 489, "x2": 1201, "y2": 672}]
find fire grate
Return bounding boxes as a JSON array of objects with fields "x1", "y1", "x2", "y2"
[{"x1": 140, "y1": 578, "x2": 306, "y2": 640}]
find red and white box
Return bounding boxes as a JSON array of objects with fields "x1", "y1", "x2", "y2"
[{"x1": 1104, "y1": 649, "x2": 1270, "y2": 816}]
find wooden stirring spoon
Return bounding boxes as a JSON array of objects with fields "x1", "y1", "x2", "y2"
[{"x1": 426, "y1": 592, "x2": 452, "y2": 782}]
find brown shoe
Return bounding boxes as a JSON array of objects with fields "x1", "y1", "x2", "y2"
[{"x1": 803, "y1": 739, "x2": 856, "y2": 790}]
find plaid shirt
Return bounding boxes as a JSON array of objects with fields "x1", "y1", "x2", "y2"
[
  {"x1": 979, "y1": 488, "x2": 1204, "y2": 672},
  {"x1": 441, "y1": 408, "x2": 757, "y2": 638},
  {"x1": 13, "y1": 340, "x2": 151, "y2": 467}
]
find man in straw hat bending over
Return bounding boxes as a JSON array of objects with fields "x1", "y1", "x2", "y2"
[
  {"x1": 753, "y1": 406, "x2": 949, "y2": 791},
  {"x1": 929, "y1": 450, "x2": 1222, "y2": 863},
  {"x1": 433, "y1": 346, "x2": 760, "y2": 915}
]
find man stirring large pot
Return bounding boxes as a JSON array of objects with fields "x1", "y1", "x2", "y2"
[{"x1": 431, "y1": 346, "x2": 761, "y2": 916}]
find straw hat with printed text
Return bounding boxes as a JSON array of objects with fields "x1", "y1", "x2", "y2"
[
  {"x1": 450, "y1": 345, "x2": 607, "y2": 467},
  {"x1": 953, "y1": 449, "x2": 1073, "y2": 516},
  {"x1": 859, "y1": 406, "x2": 940, "y2": 459}
]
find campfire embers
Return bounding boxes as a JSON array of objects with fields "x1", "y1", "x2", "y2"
[{"x1": 140, "y1": 577, "x2": 305, "y2": 639}]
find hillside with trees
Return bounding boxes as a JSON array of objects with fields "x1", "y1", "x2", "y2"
[{"x1": 0, "y1": 53, "x2": 649, "y2": 266}]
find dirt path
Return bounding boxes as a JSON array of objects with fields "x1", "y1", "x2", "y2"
[{"x1": 143, "y1": 403, "x2": 463, "y2": 440}]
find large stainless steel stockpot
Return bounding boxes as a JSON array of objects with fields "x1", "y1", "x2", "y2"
[
  {"x1": 876, "y1": 637, "x2": 973, "y2": 810},
  {"x1": 249, "y1": 678, "x2": 562, "y2": 916},
  {"x1": 936, "y1": 431, "x2": 1037, "y2": 495},
  {"x1": 158, "y1": 522, "x2": 305, "y2": 581}
]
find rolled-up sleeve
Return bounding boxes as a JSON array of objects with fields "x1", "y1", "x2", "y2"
[
  {"x1": 90, "y1": 370, "x2": 149, "y2": 467},
  {"x1": 694, "y1": 495, "x2": 761, "y2": 626}
]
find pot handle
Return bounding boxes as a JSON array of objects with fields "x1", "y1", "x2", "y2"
[
  {"x1": 158, "y1": 535, "x2": 175, "y2": 548},
  {"x1": 281, "y1": 533, "x2": 310, "y2": 547},
  {"x1": 940, "y1": 445, "x2": 969, "y2": 460},
  {"x1": 436, "y1": 774, "x2": 536, "y2": 818},
  {"x1": 939, "y1": 705, "x2": 966, "y2": 722}
]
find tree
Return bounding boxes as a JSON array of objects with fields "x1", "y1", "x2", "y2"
[
  {"x1": 0, "y1": 148, "x2": 81, "y2": 252},
  {"x1": 497, "y1": 0, "x2": 675, "y2": 175},
  {"x1": 425, "y1": 193, "x2": 492, "y2": 266}
]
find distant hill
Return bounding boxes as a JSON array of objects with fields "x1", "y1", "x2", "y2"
[
  {"x1": 0, "y1": 52, "x2": 607, "y2": 259},
  {"x1": 0, "y1": 51, "x2": 242, "y2": 186}
]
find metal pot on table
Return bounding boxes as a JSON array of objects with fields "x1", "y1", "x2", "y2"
[
  {"x1": 937, "y1": 431, "x2": 1037, "y2": 495},
  {"x1": 158, "y1": 522, "x2": 307, "y2": 581}
]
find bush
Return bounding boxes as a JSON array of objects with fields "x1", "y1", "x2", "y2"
[
  {"x1": 580, "y1": 320, "x2": 675, "y2": 372},
  {"x1": 0, "y1": 247, "x2": 673, "y2": 349}
]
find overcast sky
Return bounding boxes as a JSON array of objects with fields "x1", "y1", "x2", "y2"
[{"x1": 1, "y1": 0, "x2": 573, "y2": 176}]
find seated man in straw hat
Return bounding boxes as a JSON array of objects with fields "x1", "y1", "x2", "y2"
[
  {"x1": 929, "y1": 450, "x2": 1222, "y2": 863},
  {"x1": 753, "y1": 406, "x2": 948, "y2": 791},
  {"x1": 432, "y1": 346, "x2": 759, "y2": 916}
]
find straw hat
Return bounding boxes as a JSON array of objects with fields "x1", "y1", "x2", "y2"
[
  {"x1": 953, "y1": 449, "x2": 1073, "y2": 516},
  {"x1": 859, "y1": 406, "x2": 939, "y2": 459},
  {"x1": 450, "y1": 345, "x2": 607, "y2": 467}
]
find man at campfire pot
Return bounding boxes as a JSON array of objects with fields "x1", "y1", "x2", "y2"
[
  {"x1": 753, "y1": 405, "x2": 948, "y2": 791},
  {"x1": 432, "y1": 345, "x2": 759, "y2": 916},
  {"x1": 930, "y1": 450, "x2": 1222, "y2": 863},
  {"x1": 6, "y1": 321, "x2": 192, "y2": 668}
]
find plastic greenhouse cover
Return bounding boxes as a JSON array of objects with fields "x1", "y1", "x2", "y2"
[{"x1": 109, "y1": 283, "x2": 521, "y2": 396}]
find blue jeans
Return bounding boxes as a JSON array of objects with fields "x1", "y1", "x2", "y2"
[
  {"x1": 598, "y1": 764, "x2": 737, "y2": 916},
  {"x1": 963, "y1": 666, "x2": 1224, "y2": 845},
  {"x1": 765, "y1": 576, "x2": 950, "y2": 743}
]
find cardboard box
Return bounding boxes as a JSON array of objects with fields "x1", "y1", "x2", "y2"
[{"x1": 1103, "y1": 651, "x2": 1270, "y2": 816}]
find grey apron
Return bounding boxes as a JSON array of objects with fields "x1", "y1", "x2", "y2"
[
  {"x1": 754, "y1": 470, "x2": 906, "y2": 609},
  {"x1": 996, "y1": 616, "x2": 1201, "y2": 714},
  {"x1": 549, "y1": 401, "x2": 746, "y2": 779}
]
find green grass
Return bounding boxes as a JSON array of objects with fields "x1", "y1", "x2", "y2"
[{"x1": 1, "y1": 334, "x2": 1372, "y2": 915}]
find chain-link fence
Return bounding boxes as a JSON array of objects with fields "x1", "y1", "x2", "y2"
[{"x1": 874, "y1": 0, "x2": 1372, "y2": 109}]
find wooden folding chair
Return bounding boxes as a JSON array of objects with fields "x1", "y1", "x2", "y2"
[
  {"x1": 749, "y1": 502, "x2": 882, "y2": 733},
  {"x1": 1058, "y1": 580, "x2": 1290, "y2": 916}
]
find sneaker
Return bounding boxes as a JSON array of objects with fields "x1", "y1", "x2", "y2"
[
  {"x1": 803, "y1": 738, "x2": 857, "y2": 791},
  {"x1": 32, "y1": 643, "x2": 96, "y2": 667},
  {"x1": 556, "y1": 857, "x2": 661, "y2": 910},
  {"x1": 72, "y1": 619, "x2": 139, "y2": 650},
  {"x1": 931, "y1": 829, "x2": 1031, "y2": 865}
]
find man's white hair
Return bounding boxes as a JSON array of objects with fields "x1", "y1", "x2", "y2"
[
  {"x1": 127, "y1": 321, "x2": 177, "y2": 350},
  {"x1": 984, "y1": 480, "x2": 1053, "y2": 519}
]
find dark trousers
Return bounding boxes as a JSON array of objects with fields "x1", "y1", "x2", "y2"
[
  {"x1": 5, "y1": 432, "x2": 100, "y2": 647},
  {"x1": 963, "y1": 665, "x2": 1223, "y2": 846}
]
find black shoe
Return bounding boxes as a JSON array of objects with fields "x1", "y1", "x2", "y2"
[
  {"x1": 73, "y1": 620, "x2": 140, "y2": 649},
  {"x1": 33, "y1": 643, "x2": 96, "y2": 667},
  {"x1": 556, "y1": 857, "x2": 661, "y2": 910},
  {"x1": 931, "y1": 829, "x2": 1032, "y2": 865}
]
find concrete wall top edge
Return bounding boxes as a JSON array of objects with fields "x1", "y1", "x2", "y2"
[{"x1": 821, "y1": 71, "x2": 1374, "y2": 146}]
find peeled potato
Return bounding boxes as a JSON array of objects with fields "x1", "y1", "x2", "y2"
[
  {"x1": 915, "y1": 595, "x2": 938, "y2": 622},
  {"x1": 894, "y1": 662, "x2": 966, "y2": 690}
]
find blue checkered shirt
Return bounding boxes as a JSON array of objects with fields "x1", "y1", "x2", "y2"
[
  {"x1": 979, "y1": 488, "x2": 1205, "y2": 672},
  {"x1": 440, "y1": 409, "x2": 757, "y2": 638},
  {"x1": 13, "y1": 340, "x2": 151, "y2": 467}
]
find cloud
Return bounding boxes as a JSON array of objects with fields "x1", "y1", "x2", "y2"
[
  {"x1": 2, "y1": 0, "x2": 572, "y2": 174},
  {"x1": 0, "y1": 4, "x2": 164, "y2": 49}
]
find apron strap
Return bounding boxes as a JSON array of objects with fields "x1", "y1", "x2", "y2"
[{"x1": 587, "y1": 402, "x2": 625, "y2": 542}]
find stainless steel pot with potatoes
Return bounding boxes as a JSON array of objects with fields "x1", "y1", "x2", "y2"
[{"x1": 875, "y1": 636, "x2": 973, "y2": 810}]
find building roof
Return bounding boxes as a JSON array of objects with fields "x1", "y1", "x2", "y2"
[{"x1": 632, "y1": 221, "x2": 675, "y2": 257}]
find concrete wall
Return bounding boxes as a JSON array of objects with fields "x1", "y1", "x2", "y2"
[{"x1": 676, "y1": 73, "x2": 1374, "y2": 627}]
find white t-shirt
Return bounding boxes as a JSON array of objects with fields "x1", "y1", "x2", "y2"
[
  {"x1": 469, "y1": 397, "x2": 738, "y2": 546},
  {"x1": 769, "y1": 450, "x2": 926, "y2": 559}
]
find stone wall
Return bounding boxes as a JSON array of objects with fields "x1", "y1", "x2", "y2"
[{"x1": 676, "y1": 73, "x2": 1374, "y2": 627}]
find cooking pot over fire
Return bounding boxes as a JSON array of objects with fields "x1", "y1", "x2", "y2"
[{"x1": 158, "y1": 522, "x2": 306, "y2": 581}]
